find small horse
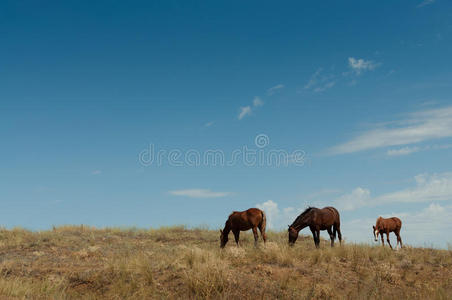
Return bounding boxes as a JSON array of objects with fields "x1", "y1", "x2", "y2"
[
  {"x1": 288, "y1": 206, "x2": 342, "y2": 248},
  {"x1": 373, "y1": 216, "x2": 403, "y2": 249},
  {"x1": 220, "y1": 208, "x2": 267, "y2": 248}
]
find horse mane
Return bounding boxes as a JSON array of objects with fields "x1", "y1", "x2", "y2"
[
  {"x1": 300, "y1": 206, "x2": 315, "y2": 216},
  {"x1": 291, "y1": 207, "x2": 316, "y2": 227}
]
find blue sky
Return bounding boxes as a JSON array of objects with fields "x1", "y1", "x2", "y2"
[{"x1": 1, "y1": 0, "x2": 452, "y2": 247}]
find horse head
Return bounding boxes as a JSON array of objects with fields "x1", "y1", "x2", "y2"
[
  {"x1": 372, "y1": 225, "x2": 379, "y2": 242},
  {"x1": 288, "y1": 225, "x2": 299, "y2": 245},
  {"x1": 219, "y1": 229, "x2": 228, "y2": 248}
]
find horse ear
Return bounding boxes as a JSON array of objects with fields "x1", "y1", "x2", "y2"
[{"x1": 219, "y1": 229, "x2": 223, "y2": 234}]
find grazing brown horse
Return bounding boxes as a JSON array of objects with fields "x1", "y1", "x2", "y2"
[
  {"x1": 373, "y1": 217, "x2": 403, "y2": 249},
  {"x1": 288, "y1": 207, "x2": 342, "y2": 248},
  {"x1": 220, "y1": 208, "x2": 267, "y2": 248}
]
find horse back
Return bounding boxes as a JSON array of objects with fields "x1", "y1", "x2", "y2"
[
  {"x1": 390, "y1": 217, "x2": 402, "y2": 229},
  {"x1": 377, "y1": 217, "x2": 402, "y2": 231},
  {"x1": 309, "y1": 207, "x2": 336, "y2": 227},
  {"x1": 228, "y1": 208, "x2": 263, "y2": 230},
  {"x1": 320, "y1": 206, "x2": 340, "y2": 224}
]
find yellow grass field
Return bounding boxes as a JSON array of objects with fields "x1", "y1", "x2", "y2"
[{"x1": 0, "y1": 226, "x2": 451, "y2": 299}]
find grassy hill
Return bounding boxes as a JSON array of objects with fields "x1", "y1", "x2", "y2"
[{"x1": 0, "y1": 226, "x2": 451, "y2": 299}]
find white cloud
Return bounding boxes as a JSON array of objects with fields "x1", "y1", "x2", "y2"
[
  {"x1": 400, "y1": 203, "x2": 452, "y2": 247},
  {"x1": 304, "y1": 68, "x2": 336, "y2": 93},
  {"x1": 253, "y1": 96, "x2": 263, "y2": 107},
  {"x1": 314, "y1": 81, "x2": 336, "y2": 93},
  {"x1": 238, "y1": 106, "x2": 252, "y2": 120},
  {"x1": 304, "y1": 68, "x2": 322, "y2": 90},
  {"x1": 334, "y1": 172, "x2": 452, "y2": 211},
  {"x1": 417, "y1": 0, "x2": 435, "y2": 8},
  {"x1": 376, "y1": 173, "x2": 452, "y2": 204},
  {"x1": 329, "y1": 106, "x2": 452, "y2": 155},
  {"x1": 256, "y1": 200, "x2": 279, "y2": 229},
  {"x1": 386, "y1": 144, "x2": 452, "y2": 157},
  {"x1": 335, "y1": 187, "x2": 372, "y2": 211},
  {"x1": 348, "y1": 57, "x2": 380, "y2": 75},
  {"x1": 386, "y1": 146, "x2": 420, "y2": 156},
  {"x1": 256, "y1": 200, "x2": 297, "y2": 229},
  {"x1": 91, "y1": 170, "x2": 102, "y2": 175},
  {"x1": 204, "y1": 121, "x2": 214, "y2": 127},
  {"x1": 238, "y1": 96, "x2": 265, "y2": 120},
  {"x1": 267, "y1": 84, "x2": 284, "y2": 96},
  {"x1": 169, "y1": 189, "x2": 231, "y2": 198}
]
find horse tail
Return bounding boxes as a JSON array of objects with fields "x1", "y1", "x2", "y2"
[
  {"x1": 260, "y1": 210, "x2": 267, "y2": 233},
  {"x1": 332, "y1": 207, "x2": 341, "y2": 224},
  {"x1": 330, "y1": 207, "x2": 339, "y2": 240}
]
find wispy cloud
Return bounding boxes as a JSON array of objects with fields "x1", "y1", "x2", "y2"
[
  {"x1": 417, "y1": 0, "x2": 435, "y2": 8},
  {"x1": 304, "y1": 68, "x2": 336, "y2": 93},
  {"x1": 238, "y1": 106, "x2": 252, "y2": 120},
  {"x1": 334, "y1": 172, "x2": 452, "y2": 211},
  {"x1": 386, "y1": 146, "x2": 420, "y2": 156},
  {"x1": 267, "y1": 84, "x2": 284, "y2": 96},
  {"x1": 304, "y1": 68, "x2": 322, "y2": 90},
  {"x1": 304, "y1": 57, "x2": 380, "y2": 93},
  {"x1": 204, "y1": 121, "x2": 214, "y2": 127},
  {"x1": 386, "y1": 144, "x2": 452, "y2": 156},
  {"x1": 169, "y1": 189, "x2": 231, "y2": 198},
  {"x1": 314, "y1": 81, "x2": 336, "y2": 93},
  {"x1": 91, "y1": 170, "x2": 102, "y2": 175},
  {"x1": 238, "y1": 96, "x2": 265, "y2": 120},
  {"x1": 253, "y1": 96, "x2": 263, "y2": 107},
  {"x1": 348, "y1": 57, "x2": 380, "y2": 75},
  {"x1": 329, "y1": 106, "x2": 452, "y2": 155}
]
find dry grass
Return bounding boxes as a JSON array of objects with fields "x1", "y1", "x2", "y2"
[{"x1": 0, "y1": 226, "x2": 451, "y2": 299}]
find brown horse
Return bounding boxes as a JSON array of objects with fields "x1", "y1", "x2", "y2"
[
  {"x1": 288, "y1": 206, "x2": 342, "y2": 248},
  {"x1": 220, "y1": 208, "x2": 267, "y2": 248},
  {"x1": 373, "y1": 217, "x2": 403, "y2": 249}
]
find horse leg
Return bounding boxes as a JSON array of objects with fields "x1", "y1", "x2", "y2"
[
  {"x1": 310, "y1": 227, "x2": 318, "y2": 248},
  {"x1": 396, "y1": 236, "x2": 400, "y2": 249},
  {"x1": 252, "y1": 227, "x2": 259, "y2": 247},
  {"x1": 386, "y1": 231, "x2": 393, "y2": 249},
  {"x1": 258, "y1": 225, "x2": 267, "y2": 243},
  {"x1": 381, "y1": 233, "x2": 385, "y2": 247},
  {"x1": 327, "y1": 227, "x2": 334, "y2": 247},
  {"x1": 336, "y1": 225, "x2": 342, "y2": 245},
  {"x1": 396, "y1": 230, "x2": 403, "y2": 249},
  {"x1": 233, "y1": 230, "x2": 240, "y2": 247},
  {"x1": 318, "y1": 233, "x2": 321, "y2": 247},
  {"x1": 313, "y1": 228, "x2": 320, "y2": 248}
]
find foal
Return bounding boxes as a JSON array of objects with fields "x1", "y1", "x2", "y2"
[
  {"x1": 220, "y1": 208, "x2": 267, "y2": 248},
  {"x1": 373, "y1": 216, "x2": 403, "y2": 249}
]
